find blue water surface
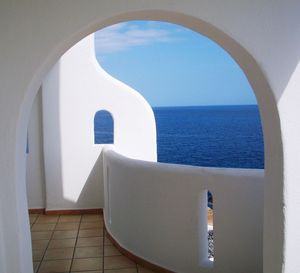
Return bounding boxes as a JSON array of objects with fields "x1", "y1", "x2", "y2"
[
  {"x1": 153, "y1": 105, "x2": 264, "y2": 169},
  {"x1": 95, "y1": 105, "x2": 264, "y2": 169}
]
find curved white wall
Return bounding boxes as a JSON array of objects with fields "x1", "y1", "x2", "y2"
[
  {"x1": 26, "y1": 90, "x2": 45, "y2": 209},
  {"x1": 0, "y1": 1, "x2": 300, "y2": 273},
  {"x1": 42, "y1": 34, "x2": 156, "y2": 210},
  {"x1": 103, "y1": 149, "x2": 264, "y2": 273}
]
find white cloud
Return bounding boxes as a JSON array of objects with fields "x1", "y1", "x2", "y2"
[{"x1": 95, "y1": 22, "x2": 176, "y2": 54}]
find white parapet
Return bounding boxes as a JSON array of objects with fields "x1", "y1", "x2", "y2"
[{"x1": 103, "y1": 149, "x2": 264, "y2": 273}]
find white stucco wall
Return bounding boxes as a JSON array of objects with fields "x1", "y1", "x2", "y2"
[
  {"x1": 104, "y1": 149, "x2": 264, "y2": 273},
  {"x1": 42, "y1": 34, "x2": 156, "y2": 210},
  {"x1": 0, "y1": 1, "x2": 300, "y2": 273},
  {"x1": 26, "y1": 90, "x2": 45, "y2": 209}
]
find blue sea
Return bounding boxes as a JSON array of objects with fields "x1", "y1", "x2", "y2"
[
  {"x1": 154, "y1": 105, "x2": 264, "y2": 169},
  {"x1": 95, "y1": 105, "x2": 264, "y2": 169}
]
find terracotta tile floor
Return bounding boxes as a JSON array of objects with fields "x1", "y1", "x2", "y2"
[{"x1": 30, "y1": 213, "x2": 156, "y2": 273}]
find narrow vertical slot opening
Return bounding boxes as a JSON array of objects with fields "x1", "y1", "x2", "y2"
[{"x1": 208, "y1": 191, "x2": 214, "y2": 261}]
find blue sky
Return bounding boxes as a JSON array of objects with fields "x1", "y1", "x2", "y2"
[{"x1": 95, "y1": 21, "x2": 257, "y2": 107}]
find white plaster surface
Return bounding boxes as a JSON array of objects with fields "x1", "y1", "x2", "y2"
[
  {"x1": 0, "y1": 1, "x2": 300, "y2": 273},
  {"x1": 0, "y1": 210, "x2": 6, "y2": 273},
  {"x1": 26, "y1": 90, "x2": 45, "y2": 209},
  {"x1": 42, "y1": 34, "x2": 156, "y2": 210},
  {"x1": 103, "y1": 149, "x2": 264, "y2": 273},
  {"x1": 278, "y1": 60, "x2": 300, "y2": 273}
]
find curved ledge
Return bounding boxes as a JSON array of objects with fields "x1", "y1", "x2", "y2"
[
  {"x1": 103, "y1": 149, "x2": 264, "y2": 273},
  {"x1": 104, "y1": 221, "x2": 175, "y2": 273}
]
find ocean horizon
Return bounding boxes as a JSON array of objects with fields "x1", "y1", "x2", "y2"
[{"x1": 95, "y1": 104, "x2": 264, "y2": 169}]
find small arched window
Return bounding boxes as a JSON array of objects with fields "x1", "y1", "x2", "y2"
[{"x1": 94, "y1": 110, "x2": 114, "y2": 144}]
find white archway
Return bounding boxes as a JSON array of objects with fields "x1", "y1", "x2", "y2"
[{"x1": 1, "y1": 4, "x2": 292, "y2": 272}]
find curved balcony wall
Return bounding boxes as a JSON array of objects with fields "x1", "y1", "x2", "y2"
[{"x1": 103, "y1": 148, "x2": 263, "y2": 273}]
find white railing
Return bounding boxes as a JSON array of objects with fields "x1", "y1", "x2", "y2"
[{"x1": 103, "y1": 148, "x2": 263, "y2": 273}]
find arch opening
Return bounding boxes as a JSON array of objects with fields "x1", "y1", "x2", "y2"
[
  {"x1": 94, "y1": 110, "x2": 114, "y2": 144},
  {"x1": 26, "y1": 19, "x2": 267, "y2": 270},
  {"x1": 14, "y1": 8, "x2": 283, "y2": 273}
]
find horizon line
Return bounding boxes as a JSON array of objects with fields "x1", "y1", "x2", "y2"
[{"x1": 151, "y1": 103, "x2": 258, "y2": 108}]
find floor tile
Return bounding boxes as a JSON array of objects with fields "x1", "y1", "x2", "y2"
[
  {"x1": 48, "y1": 238, "x2": 76, "y2": 249},
  {"x1": 78, "y1": 228, "x2": 103, "y2": 238},
  {"x1": 38, "y1": 259, "x2": 72, "y2": 273},
  {"x1": 59, "y1": 215, "x2": 81, "y2": 223},
  {"x1": 31, "y1": 231, "x2": 53, "y2": 240},
  {"x1": 71, "y1": 270, "x2": 103, "y2": 273},
  {"x1": 71, "y1": 257, "x2": 102, "y2": 271},
  {"x1": 31, "y1": 223, "x2": 56, "y2": 231},
  {"x1": 104, "y1": 245, "x2": 122, "y2": 257},
  {"x1": 55, "y1": 222, "x2": 80, "y2": 230},
  {"x1": 33, "y1": 261, "x2": 40, "y2": 273},
  {"x1": 80, "y1": 222, "x2": 103, "y2": 229},
  {"x1": 81, "y1": 214, "x2": 103, "y2": 222},
  {"x1": 76, "y1": 237, "x2": 103, "y2": 247},
  {"x1": 30, "y1": 213, "x2": 158, "y2": 273},
  {"x1": 104, "y1": 236, "x2": 113, "y2": 246},
  {"x1": 105, "y1": 269, "x2": 137, "y2": 273},
  {"x1": 32, "y1": 240, "x2": 49, "y2": 250},
  {"x1": 104, "y1": 256, "x2": 136, "y2": 270},
  {"x1": 137, "y1": 265, "x2": 157, "y2": 273},
  {"x1": 36, "y1": 215, "x2": 59, "y2": 224},
  {"x1": 71, "y1": 271, "x2": 102, "y2": 273},
  {"x1": 74, "y1": 246, "x2": 103, "y2": 258},
  {"x1": 30, "y1": 215, "x2": 38, "y2": 224},
  {"x1": 44, "y1": 248, "x2": 74, "y2": 260},
  {"x1": 52, "y1": 230, "x2": 78, "y2": 239},
  {"x1": 32, "y1": 249, "x2": 45, "y2": 261}
]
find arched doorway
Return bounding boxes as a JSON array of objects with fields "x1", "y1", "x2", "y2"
[{"x1": 5, "y1": 8, "x2": 283, "y2": 273}]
